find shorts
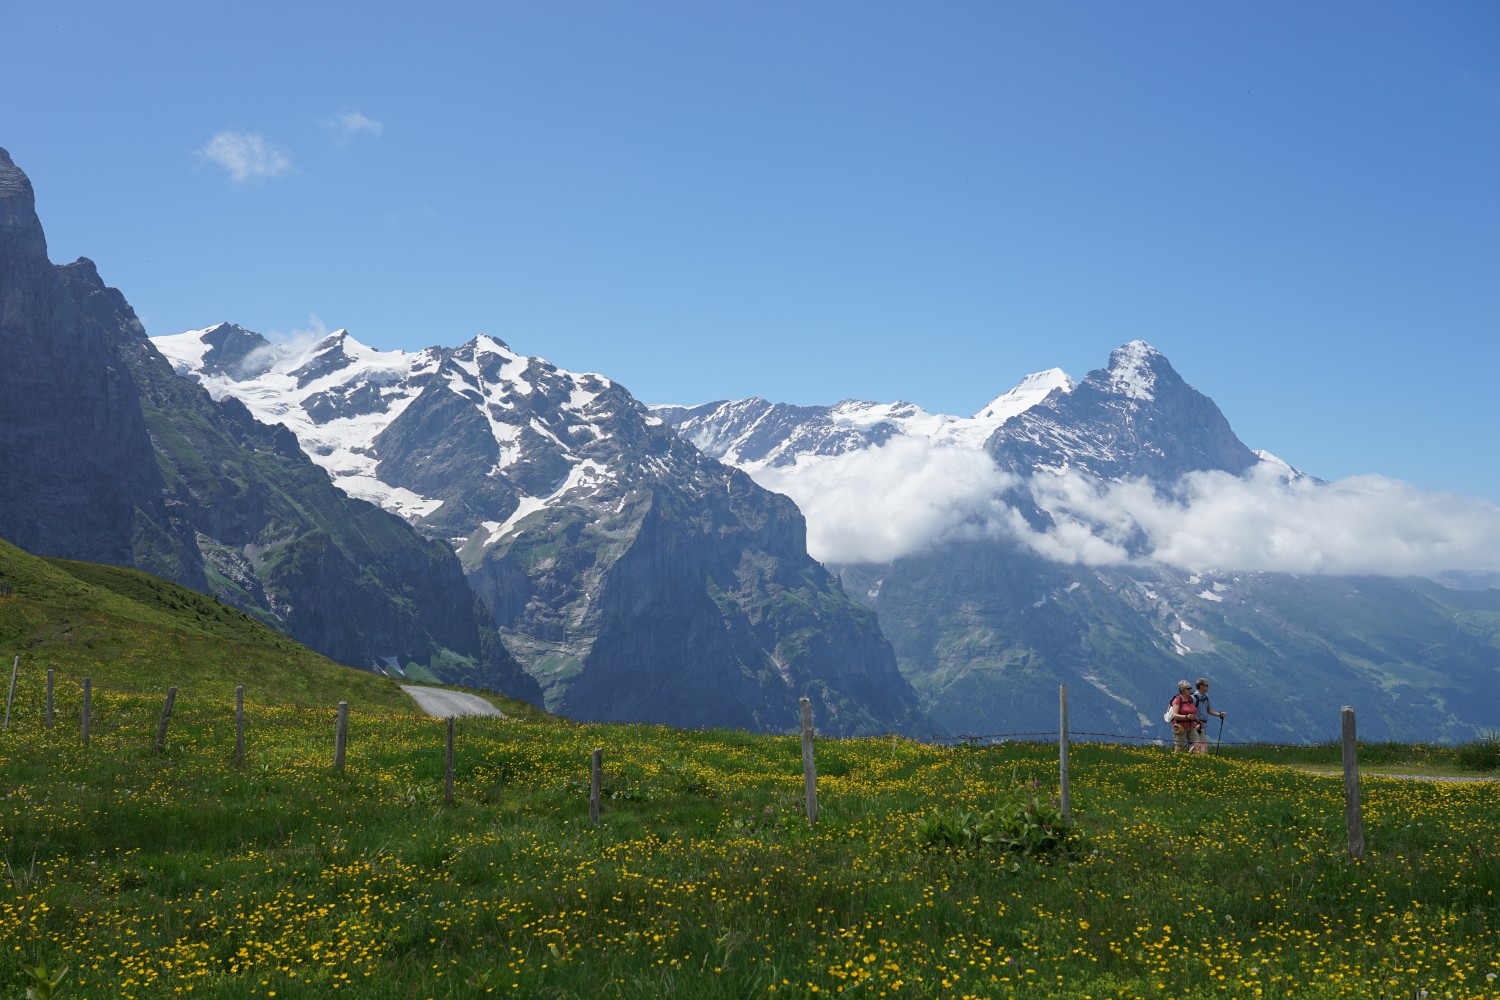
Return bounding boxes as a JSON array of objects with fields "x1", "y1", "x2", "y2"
[{"x1": 1172, "y1": 724, "x2": 1203, "y2": 749}]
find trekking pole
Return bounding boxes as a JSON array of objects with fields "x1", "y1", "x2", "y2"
[{"x1": 1217, "y1": 716, "x2": 1225, "y2": 748}]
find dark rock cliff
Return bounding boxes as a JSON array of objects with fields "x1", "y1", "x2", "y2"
[{"x1": 0, "y1": 148, "x2": 174, "y2": 570}]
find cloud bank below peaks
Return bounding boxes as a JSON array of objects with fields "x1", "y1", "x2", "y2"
[{"x1": 751, "y1": 442, "x2": 1500, "y2": 578}]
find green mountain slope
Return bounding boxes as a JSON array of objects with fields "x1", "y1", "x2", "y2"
[
  {"x1": 840, "y1": 540, "x2": 1500, "y2": 743},
  {"x1": 0, "y1": 535, "x2": 424, "y2": 711}
]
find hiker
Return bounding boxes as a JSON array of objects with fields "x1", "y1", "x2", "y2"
[
  {"x1": 1193, "y1": 678, "x2": 1227, "y2": 751},
  {"x1": 1167, "y1": 680, "x2": 1205, "y2": 753}
]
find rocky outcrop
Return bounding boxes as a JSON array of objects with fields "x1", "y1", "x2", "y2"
[
  {"x1": 477, "y1": 472, "x2": 927, "y2": 736},
  {"x1": 0, "y1": 149, "x2": 175, "y2": 572}
]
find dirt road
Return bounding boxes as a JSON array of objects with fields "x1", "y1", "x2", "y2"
[{"x1": 400, "y1": 685, "x2": 505, "y2": 718}]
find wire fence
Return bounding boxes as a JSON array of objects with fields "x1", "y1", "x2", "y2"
[{"x1": 927, "y1": 729, "x2": 1427, "y2": 752}]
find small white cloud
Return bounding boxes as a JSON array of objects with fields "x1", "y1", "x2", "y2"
[
  {"x1": 199, "y1": 130, "x2": 294, "y2": 183},
  {"x1": 325, "y1": 110, "x2": 384, "y2": 141},
  {"x1": 227, "y1": 316, "x2": 336, "y2": 375}
]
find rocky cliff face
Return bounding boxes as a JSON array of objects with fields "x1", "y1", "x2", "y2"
[
  {"x1": 0, "y1": 148, "x2": 539, "y2": 703},
  {"x1": 0, "y1": 148, "x2": 174, "y2": 571},
  {"x1": 156, "y1": 326, "x2": 931, "y2": 735}
]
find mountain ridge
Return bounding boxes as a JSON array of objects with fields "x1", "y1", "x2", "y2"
[{"x1": 154, "y1": 322, "x2": 933, "y2": 736}]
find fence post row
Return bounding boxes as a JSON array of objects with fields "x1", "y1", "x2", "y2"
[
  {"x1": 234, "y1": 686, "x2": 245, "y2": 767},
  {"x1": 334, "y1": 701, "x2": 349, "y2": 771},
  {"x1": 154, "y1": 687, "x2": 177, "y2": 753},
  {"x1": 1341, "y1": 705, "x2": 1365, "y2": 859},
  {"x1": 589, "y1": 748, "x2": 602, "y2": 826},
  {"x1": 445, "y1": 717, "x2": 456, "y2": 807},
  {"x1": 4, "y1": 667, "x2": 1382, "y2": 862},
  {"x1": 4, "y1": 655, "x2": 17, "y2": 729},
  {"x1": 800, "y1": 697, "x2": 819, "y2": 827},
  {"x1": 1059, "y1": 684, "x2": 1071, "y2": 818}
]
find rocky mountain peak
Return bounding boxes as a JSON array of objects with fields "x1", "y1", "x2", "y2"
[
  {"x1": 1098, "y1": 340, "x2": 1175, "y2": 401},
  {"x1": 202, "y1": 323, "x2": 275, "y2": 378},
  {"x1": 0, "y1": 147, "x2": 48, "y2": 261},
  {"x1": 290, "y1": 330, "x2": 360, "y2": 387},
  {"x1": 987, "y1": 342, "x2": 1258, "y2": 481}
]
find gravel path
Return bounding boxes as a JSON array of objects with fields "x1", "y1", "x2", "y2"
[
  {"x1": 1295, "y1": 766, "x2": 1497, "y2": 783},
  {"x1": 400, "y1": 685, "x2": 505, "y2": 718}
]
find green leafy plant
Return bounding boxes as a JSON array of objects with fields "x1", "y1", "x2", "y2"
[
  {"x1": 20, "y1": 960, "x2": 68, "y2": 1000},
  {"x1": 916, "y1": 779, "x2": 1075, "y2": 859}
]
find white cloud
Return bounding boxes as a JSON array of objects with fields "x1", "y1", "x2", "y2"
[
  {"x1": 751, "y1": 443, "x2": 1500, "y2": 577},
  {"x1": 269, "y1": 315, "x2": 335, "y2": 358},
  {"x1": 1024, "y1": 464, "x2": 1500, "y2": 577},
  {"x1": 325, "y1": 111, "x2": 384, "y2": 141},
  {"x1": 750, "y1": 439, "x2": 1019, "y2": 564},
  {"x1": 199, "y1": 130, "x2": 294, "y2": 183}
]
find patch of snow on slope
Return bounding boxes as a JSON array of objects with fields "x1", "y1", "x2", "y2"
[{"x1": 153, "y1": 327, "x2": 215, "y2": 373}]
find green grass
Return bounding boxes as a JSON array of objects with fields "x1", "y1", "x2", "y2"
[
  {"x1": 2, "y1": 542, "x2": 1499, "y2": 998},
  {"x1": 1, "y1": 689, "x2": 1498, "y2": 999}
]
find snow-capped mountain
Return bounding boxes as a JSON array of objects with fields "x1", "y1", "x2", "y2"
[
  {"x1": 154, "y1": 323, "x2": 931, "y2": 736},
  {"x1": 657, "y1": 343, "x2": 1500, "y2": 744},
  {"x1": 984, "y1": 341, "x2": 1260, "y2": 482},
  {"x1": 155, "y1": 325, "x2": 611, "y2": 528},
  {"x1": 655, "y1": 367, "x2": 1074, "y2": 471}
]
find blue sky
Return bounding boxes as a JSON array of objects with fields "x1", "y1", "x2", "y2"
[{"x1": 6, "y1": 1, "x2": 1499, "y2": 501}]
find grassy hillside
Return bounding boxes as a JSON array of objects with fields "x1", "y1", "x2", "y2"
[{"x1": 0, "y1": 538, "x2": 543, "y2": 719}]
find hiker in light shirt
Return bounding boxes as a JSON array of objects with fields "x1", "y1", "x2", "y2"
[{"x1": 1192, "y1": 677, "x2": 1227, "y2": 752}]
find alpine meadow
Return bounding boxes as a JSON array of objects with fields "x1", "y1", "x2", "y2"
[{"x1": 6, "y1": 4, "x2": 1500, "y2": 998}]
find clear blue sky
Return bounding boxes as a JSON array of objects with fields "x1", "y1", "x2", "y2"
[{"x1": 6, "y1": 1, "x2": 1498, "y2": 501}]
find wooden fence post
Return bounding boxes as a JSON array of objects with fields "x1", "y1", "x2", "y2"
[
  {"x1": 82, "y1": 678, "x2": 91, "y2": 747},
  {"x1": 234, "y1": 686, "x2": 245, "y2": 767},
  {"x1": 800, "y1": 697, "x2": 819, "y2": 827},
  {"x1": 45, "y1": 669, "x2": 54, "y2": 730},
  {"x1": 154, "y1": 687, "x2": 177, "y2": 753},
  {"x1": 4, "y1": 655, "x2": 17, "y2": 729},
  {"x1": 1059, "y1": 684, "x2": 1071, "y2": 818},
  {"x1": 1341, "y1": 706, "x2": 1365, "y2": 859},
  {"x1": 334, "y1": 701, "x2": 349, "y2": 771},
  {"x1": 445, "y1": 717, "x2": 456, "y2": 807},
  {"x1": 589, "y1": 748, "x2": 602, "y2": 825}
]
